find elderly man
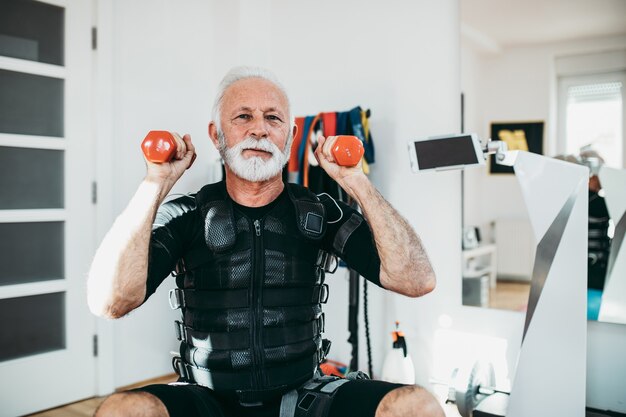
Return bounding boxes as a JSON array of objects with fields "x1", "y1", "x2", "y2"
[{"x1": 88, "y1": 67, "x2": 443, "y2": 417}]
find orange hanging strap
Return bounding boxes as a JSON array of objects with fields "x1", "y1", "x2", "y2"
[{"x1": 288, "y1": 117, "x2": 306, "y2": 173}]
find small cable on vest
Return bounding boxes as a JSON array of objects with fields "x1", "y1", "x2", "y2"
[{"x1": 317, "y1": 192, "x2": 344, "y2": 224}]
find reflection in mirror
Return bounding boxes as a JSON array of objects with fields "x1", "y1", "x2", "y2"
[
  {"x1": 596, "y1": 167, "x2": 626, "y2": 324},
  {"x1": 461, "y1": 171, "x2": 533, "y2": 312},
  {"x1": 459, "y1": 1, "x2": 626, "y2": 322}
]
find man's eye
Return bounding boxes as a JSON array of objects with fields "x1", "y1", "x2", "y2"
[
  {"x1": 237, "y1": 114, "x2": 251, "y2": 120},
  {"x1": 266, "y1": 115, "x2": 282, "y2": 122}
]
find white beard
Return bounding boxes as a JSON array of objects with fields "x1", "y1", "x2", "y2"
[{"x1": 218, "y1": 131, "x2": 292, "y2": 182}]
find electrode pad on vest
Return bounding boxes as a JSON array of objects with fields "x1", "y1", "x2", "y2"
[
  {"x1": 197, "y1": 184, "x2": 237, "y2": 252},
  {"x1": 287, "y1": 185, "x2": 327, "y2": 240}
]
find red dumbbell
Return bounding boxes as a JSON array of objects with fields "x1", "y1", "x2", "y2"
[
  {"x1": 330, "y1": 135, "x2": 364, "y2": 167},
  {"x1": 141, "y1": 130, "x2": 178, "y2": 163},
  {"x1": 141, "y1": 130, "x2": 196, "y2": 168}
]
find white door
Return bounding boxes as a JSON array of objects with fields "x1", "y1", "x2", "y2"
[{"x1": 0, "y1": 0, "x2": 97, "y2": 415}]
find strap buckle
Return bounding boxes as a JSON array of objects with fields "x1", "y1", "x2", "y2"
[
  {"x1": 171, "y1": 258, "x2": 187, "y2": 278},
  {"x1": 324, "y1": 255, "x2": 338, "y2": 274},
  {"x1": 318, "y1": 338, "x2": 332, "y2": 363},
  {"x1": 316, "y1": 251, "x2": 338, "y2": 274},
  {"x1": 317, "y1": 313, "x2": 326, "y2": 333},
  {"x1": 174, "y1": 320, "x2": 185, "y2": 341},
  {"x1": 168, "y1": 288, "x2": 185, "y2": 310},
  {"x1": 317, "y1": 284, "x2": 329, "y2": 304},
  {"x1": 172, "y1": 356, "x2": 189, "y2": 381}
]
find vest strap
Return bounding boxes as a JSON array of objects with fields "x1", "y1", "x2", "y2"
[
  {"x1": 175, "y1": 315, "x2": 325, "y2": 351},
  {"x1": 332, "y1": 213, "x2": 363, "y2": 255},
  {"x1": 169, "y1": 288, "x2": 249, "y2": 310},
  {"x1": 174, "y1": 320, "x2": 249, "y2": 350},
  {"x1": 263, "y1": 285, "x2": 329, "y2": 307},
  {"x1": 177, "y1": 354, "x2": 317, "y2": 392},
  {"x1": 263, "y1": 315, "x2": 325, "y2": 347}
]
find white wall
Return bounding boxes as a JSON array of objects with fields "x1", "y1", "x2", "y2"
[
  {"x1": 99, "y1": 0, "x2": 222, "y2": 387},
  {"x1": 462, "y1": 35, "x2": 626, "y2": 412}
]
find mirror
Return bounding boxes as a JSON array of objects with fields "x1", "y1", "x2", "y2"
[{"x1": 459, "y1": 0, "x2": 626, "y2": 323}]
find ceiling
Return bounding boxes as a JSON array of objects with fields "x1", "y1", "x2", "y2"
[{"x1": 461, "y1": 0, "x2": 626, "y2": 49}]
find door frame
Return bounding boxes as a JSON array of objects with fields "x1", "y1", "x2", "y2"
[{"x1": 93, "y1": 0, "x2": 116, "y2": 396}]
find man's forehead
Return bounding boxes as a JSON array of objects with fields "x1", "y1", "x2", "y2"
[
  {"x1": 234, "y1": 105, "x2": 284, "y2": 114},
  {"x1": 222, "y1": 78, "x2": 289, "y2": 111}
]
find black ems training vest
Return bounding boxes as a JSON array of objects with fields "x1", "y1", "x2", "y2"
[{"x1": 169, "y1": 183, "x2": 334, "y2": 403}]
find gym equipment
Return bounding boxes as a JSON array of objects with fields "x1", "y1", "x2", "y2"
[
  {"x1": 142, "y1": 130, "x2": 178, "y2": 163},
  {"x1": 381, "y1": 322, "x2": 415, "y2": 384},
  {"x1": 330, "y1": 135, "x2": 364, "y2": 167},
  {"x1": 431, "y1": 361, "x2": 509, "y2": 417}
]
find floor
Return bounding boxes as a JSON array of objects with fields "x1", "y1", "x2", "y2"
[
  {"x1": 489, "y1": 280, "x2": 531, "y2": 312},
  {"x1": 26, "y1": 374, "x2": 177, "y2": 417}
]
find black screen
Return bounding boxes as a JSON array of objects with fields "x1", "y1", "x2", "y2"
[{"x1": 414, "y1": 135, "x2": 478, "y2": 170}]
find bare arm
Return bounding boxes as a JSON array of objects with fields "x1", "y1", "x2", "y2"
[
  {"x1": 87, "y1": 134, "x2": 195, "y2": 318},
  {"x1": 314, "y1": 136, "x2": 436, "y2": 297}
]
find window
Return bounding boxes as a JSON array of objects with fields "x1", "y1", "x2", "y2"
[{"x1": 558, "y1": 71, "x2": 626, "y2": 167}]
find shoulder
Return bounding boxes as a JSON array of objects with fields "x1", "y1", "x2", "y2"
[{"x1": 154, "y1": 194, "x2": 198, "y2": 229}]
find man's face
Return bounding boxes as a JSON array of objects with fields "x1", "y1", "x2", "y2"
[{"x1": 212, "y1": 77, "x2": 294, "y2": 182}]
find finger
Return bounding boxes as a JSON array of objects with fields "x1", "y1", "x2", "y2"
[
  {"x1": 182, "y1": 134, "x2": 195, "y2": 154},
  {"x1": 171, "y1": 132, "x2": 186, "y2": 160},
  {"x1": 322, "y1": 135, "x2": 336, "y2": 163},
  {"x1": 182, "y1": 135, "x2": 196, "y2": 169},
  {"x1": 314, "y1": 135, "x2": 325, "y2": 155},
  {"x1": 314, "y1": 135, "x2": 326, "y2": 164},
  {"x1": 187, "y1": 153, "x2": 197, "y2": 170}
]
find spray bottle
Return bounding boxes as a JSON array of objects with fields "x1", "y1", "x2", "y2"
[{"x1": 381, "y1": 321, "x2": 416, "y2": 384}]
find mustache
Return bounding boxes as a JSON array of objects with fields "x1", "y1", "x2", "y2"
[{"x1": 237, "y1": 137, "x2": 278, "y2": 153}]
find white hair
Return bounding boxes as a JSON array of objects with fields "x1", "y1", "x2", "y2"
[{"x1": 211, "y1": 66, "x2": 292, "y2": 129}]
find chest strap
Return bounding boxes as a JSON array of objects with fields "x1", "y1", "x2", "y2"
[
  {"x1": 174, "y1": 314, "x2": 325, "y2": 351},
  {"x1": 169, "y1": 285, "x2": 329, "y2": 310}
]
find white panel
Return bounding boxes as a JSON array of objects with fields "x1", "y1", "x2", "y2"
[
  {"x1": 514, "y1": 153, "x2": 589, "y2": 241},
  {"x1": 0, "y1": 280, "x2": 66, "y2": 300},
  {"x1": 507, "y1": 152, "x2": 587, "y2": 417},
  {"x1": 0, "y1": 209, "x2": 65, "y2": 222},
  {"x1": 0, "y1": 134, "x2": 66, "y2": 149},
  {"x1": 0, "y1": 55, "x2": 66, "y2": 78},
  {"x1": 598, "y1": 166, "x2": 626, "y2": 323}
]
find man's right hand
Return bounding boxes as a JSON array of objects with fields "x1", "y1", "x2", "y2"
[{"x1": 144, "y1": 133, "x2": 196, "y2": 189}]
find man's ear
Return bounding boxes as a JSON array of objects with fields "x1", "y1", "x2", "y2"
[
  {"x1": 291, "y1": 122, "x2": 298, "y2": 142},
  {"x1": 208, "y1": 122, "x2": 220, "y2": 148}
]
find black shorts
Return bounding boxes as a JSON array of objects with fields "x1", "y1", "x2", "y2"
[{"x1": 133, "y1": 379, "x2": 404, "y2": 417}]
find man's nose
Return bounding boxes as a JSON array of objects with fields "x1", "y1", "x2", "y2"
[{"x1": 248, "y1": 117, "x2": 269, "y2": 139}]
